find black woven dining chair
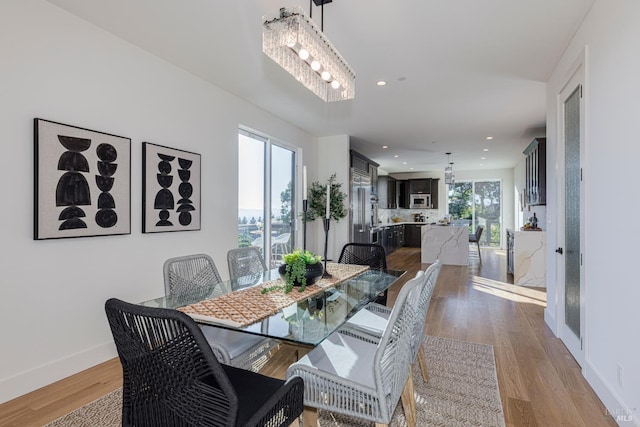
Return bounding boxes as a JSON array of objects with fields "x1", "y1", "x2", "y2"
[
  {"x1": 338, "y1": 243, "x2": 387, "y2": 270},
  {"x1": 105, "y1": 298, "x2": 304, "y2": 427},
  {"x1": 338, "y1": 243, "x2": 388, "y2": 304},
  {"x1": 469, "y1": 225, "x2": 485, "y2": 263}
]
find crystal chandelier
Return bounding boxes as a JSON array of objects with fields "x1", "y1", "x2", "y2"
[
  {"x1": 445, "y1": 152, "x2": 455, "y2": 189},
  {"x1": 262, "y1": 4, "x2": 355, "y2": 102}
]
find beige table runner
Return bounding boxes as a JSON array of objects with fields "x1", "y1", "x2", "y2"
[{"x1": 178, "y1": 263, "x2": 369, "y2": 328}]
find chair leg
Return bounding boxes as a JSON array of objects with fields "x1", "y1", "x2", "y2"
[
  {"x1": 418, "y1": 346, "x2": 429, "y2": 382},
  {"x1": 477, "y1": 241, "x2": 481, "y2": 263},
  {"x1": 401, "y1": 366, "x2": 417, "y2": 427},
  {"x1": 302, "y1": 406, "x2": 318, "y2": 427}
]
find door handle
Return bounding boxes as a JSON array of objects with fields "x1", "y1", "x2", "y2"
[
  {"x1": 556, "y1": 247, "x2": 563, "y2": 254},
  {"x1": 360, "y1": 189, "x2": 366, "y2": 228}
]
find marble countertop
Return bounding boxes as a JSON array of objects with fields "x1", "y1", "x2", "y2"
[
  {"x1": 513, "y1": 231, "x2": 546, "y2": 287},
  {"x1": 421, "y1": 223, "x2": 469, "y2": 265},
  {"x1": 374, "y1": 221, "x2": 431, "y2": 229}
]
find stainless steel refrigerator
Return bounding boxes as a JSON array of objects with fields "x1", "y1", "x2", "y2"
[{"x1": 350, "y1": 168, "x2": 377, "y2": 244}]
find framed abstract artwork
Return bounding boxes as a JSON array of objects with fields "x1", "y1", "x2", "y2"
[
  {"x1": 142, "y1": 142, "x2": 201, "y2": 233},
  {"x1": 34, "y1": 118, "x2": 131, "y2": 240}
]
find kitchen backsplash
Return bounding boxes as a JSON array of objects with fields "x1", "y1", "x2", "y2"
[
  {"x1": 381, "y1": 205, "x2": 548, "y2": 230},
  {"x1": 378, "y1": 208, "x2": 443, "y2": 224}
]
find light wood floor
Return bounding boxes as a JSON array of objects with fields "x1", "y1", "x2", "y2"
[{"x1": 0, "y1": 248, "x2": 616, "y2": 426}]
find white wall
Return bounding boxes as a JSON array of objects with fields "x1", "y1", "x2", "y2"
[
  {"x1": 0, "y1": 0, "x2": 316, "y2": 403},
  {"x1": 513, "y1": 159, "x2": 526, "y2": 230},
  {"x1": 546, "y1": 0, "x2": 640, "y2": 422},
  {"x1": 316, "y1": 136, "x2": 350, "y2": 261}
]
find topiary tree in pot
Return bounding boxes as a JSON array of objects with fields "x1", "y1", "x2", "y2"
[{"x1": 304, "y1": 173, "x2": 347, "y2": 231}]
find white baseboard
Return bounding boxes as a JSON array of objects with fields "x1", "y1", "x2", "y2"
[
  {"x1": 585, "y1": 360, "x2": 639, "y2": 426},
  {"x1": 544, "y1": 308, "x2": 558, "y2": 336},
  {"x1": 0, "y1": 342, "x2": 117, "y2": 404},
  {"x1": 544, "y1": 308, "x2": 636, "y2": 426}
]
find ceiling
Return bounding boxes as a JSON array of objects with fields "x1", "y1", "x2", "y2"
[{"x1": 48, "y1": 0, "x2": 594, "y2": 173}]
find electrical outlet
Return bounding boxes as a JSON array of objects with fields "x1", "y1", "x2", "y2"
[{"x1": 617, "y1": 364, "x2": 624, "y2": 387}]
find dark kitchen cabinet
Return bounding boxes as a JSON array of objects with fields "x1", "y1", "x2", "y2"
[
  {"x1": 377, "y1": 176, "x2": 397, "y2": 209},
  {"x1": 350, "y1": 149, "x2": 379, "y2": 196},
  {"x1": 523, "y1": 138, "x2": 546, "y2": 205},
  {"x1": 404, "y1": 224, "x2": 422, "y2": 248},
  {"x1": 382, "y1": 226, "x2": 396, "y2": 255},
  {"x1": 396, "y1": 225, "x2": 404, "y2": 248},
  {"x1": 380, "y1": 226, "x2": 389, "y2": 252},
  {"x1": 350, "y1": 150, "x2": 379, "y2": 174},
  {"x1": 409, "y1": 179, "x2": 430, "y2": 194},
  {"x1": 398, "y1": 180, "x2": 410, "y2": 208},
  {"x1": 350, "y1": 150, "x2": 370, "y2": 173},
  {"x1": 406, "y1": 178, "x2": 439, "y2": 209},
  {"x1": 430, "y1": 178, "x2": 439, "y2": 209},
  {"x1": 383, "y1": 225, "x2": 404, "y2": 253},
  {"x1": 506, "y1": 228, "x2": 514, "y2": 275}
]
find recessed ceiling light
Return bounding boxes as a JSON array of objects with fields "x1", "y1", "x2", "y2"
[
  {"x1": 394, "y1": 155, "x2": 399, "y2": 158},
  {"x1": 483, "y1": 148, "x2": 489, "y2": 152},
  {"x1": 382, "y1": 145, "x2": 388, "y2": 149},
  {"x1": 402, "y1": 162, "x2": 407, "y2": 165},
  {"x1": 486, "y1": 136, "x2": 494, "y2": 140},
  {"x1": 376, "y1": 80, "x2": 387, "y2": 86},
  {"x1": 409, "y1": 167, "x2": 414, "y2": 170},
  {"x1": 481, "y1": 157, "x2": 486, "y2": 160}
]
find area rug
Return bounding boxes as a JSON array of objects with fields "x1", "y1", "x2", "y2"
[{"x1": 45, "y1": 336, "x2": 504, "y2": 427}]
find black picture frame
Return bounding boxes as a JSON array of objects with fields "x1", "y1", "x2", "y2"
[
  {"x1": 34, "y1": 118, "x2": 131, "y2": 240},
  {"x1": 142, "y1": 142, "x2": 201, "y2": 233}
]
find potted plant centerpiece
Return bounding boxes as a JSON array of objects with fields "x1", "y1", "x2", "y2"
[{"x1": 278, "y1": 249, "x2": 323, "y2": 293}]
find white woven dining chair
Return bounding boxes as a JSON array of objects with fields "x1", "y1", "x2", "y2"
[
  {"x1": 286, "y1": 273, "x2": 424, "y2": 427},
  {"x1": 164, "y1": 253, "x2": 224, "y2": 298},
  {"x1": 163, "y1": 254, "x2": 279, "y2": 372},
  {"x1": 271, "y1": 232, "x2": 291, "y2": 261},
  {"x1": 340, "y1": 260, "x2": 442, "y2": 381},
  {"x1": 227, "y1": 246, "x2": 268, "y2": 288}
]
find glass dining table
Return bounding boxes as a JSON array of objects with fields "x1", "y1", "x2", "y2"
[{"x1": 139, "y1": 266, "x2": 405, "y2": 347}]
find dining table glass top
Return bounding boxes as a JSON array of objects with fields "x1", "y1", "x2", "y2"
[{"x1": 139, "y1": 265, "x2": 405, "y2": 346}]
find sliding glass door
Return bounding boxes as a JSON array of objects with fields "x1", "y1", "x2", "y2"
[
  {"x1": 270, "y1": 145, "x2": 295, "y2": 263},
  {"x1": 448, "y1": 179, "x2": 502, "y2": 248},
  {"x1": 238, "y1": 129, "x2": 296, "y2": 266}
]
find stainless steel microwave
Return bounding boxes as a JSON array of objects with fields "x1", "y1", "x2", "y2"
[{"x1": 410, "y1": 193, "x2": 431, "y2": 209}]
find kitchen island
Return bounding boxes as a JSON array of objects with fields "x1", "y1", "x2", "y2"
[
  {"x1": 421, "y1": 224, "x2": 469, "y2": 265},
  {"x1": 513, "y1": 230, "x2": 546, "y2": 287}
]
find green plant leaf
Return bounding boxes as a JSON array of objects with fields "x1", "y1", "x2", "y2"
[{"x1": 303, "y1": 173, "x2": 347, "y2": 224}]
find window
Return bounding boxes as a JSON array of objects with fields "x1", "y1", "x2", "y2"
[
  {"x1": 238, "y1": 129, "x2": 296, "y2": 266},
  {"x1": 448, "y1": 180, "x2": 502, "y2": 248}
]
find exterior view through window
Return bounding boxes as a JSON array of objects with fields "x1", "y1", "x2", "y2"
[
  {"x1": 448, "y1": 180, "x2": 502, "y2": 248},
  {"x1": 238, "y1": 129, "x2": 295, "y2": 266}
]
